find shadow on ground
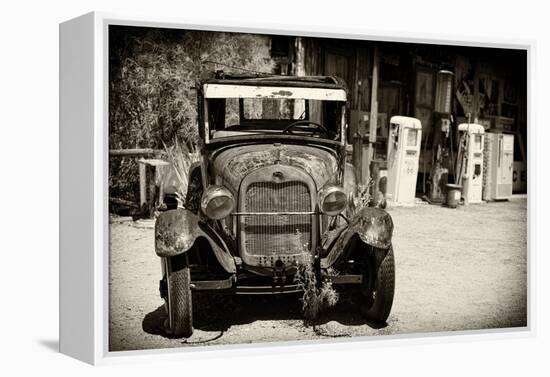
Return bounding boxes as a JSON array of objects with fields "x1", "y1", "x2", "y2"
[
  {"x1": 142, "y1": 292, "x2": 386, "y2": 341},
  {"x1": 38, "y1": 339, "x2": 59, "y2": 352}
]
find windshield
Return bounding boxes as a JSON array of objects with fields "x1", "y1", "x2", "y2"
[{"x1": 203, "y1": 86, "x2": 346, "y2": 143}]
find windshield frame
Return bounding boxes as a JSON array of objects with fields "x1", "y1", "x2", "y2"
[{"x1": 202, "y1": 84, "x2": 348, "y2": 146}]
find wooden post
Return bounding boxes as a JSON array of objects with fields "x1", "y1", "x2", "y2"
[
  {"x1": 139, "y1": 158, "x2": 169, "y2": 217},
  {"x1": 293, "y1": 37, "x2": 306, "y2": 119},
  {"x1": 472, "y1": 59, "x2": 480, "y2": 123},
  {"x1": 293, "y1": 37, "x2": 305, "y2": 76},
  {"x1": 138, "y1": 159, "x2": 147, "y2": 208},
  {"x1": 366, "y1": 44, "x2": 380, "y2": 183},
  {"x1": 351, "y1": 80, "x2": 365, "y2": 183}
]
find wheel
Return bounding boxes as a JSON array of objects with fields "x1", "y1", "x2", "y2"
[
  {"x1": 165, "y1": 254, "x2": 193, "y2": 338},
  {"x1": 359, "y1": 247, "x2": 395, "y2": 323}
]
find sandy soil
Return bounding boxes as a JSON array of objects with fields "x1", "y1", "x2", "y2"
[{"x1": 109, "y1": 198, "x2": 527, "y2": 352}]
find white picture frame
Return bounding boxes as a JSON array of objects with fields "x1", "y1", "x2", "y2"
[{"x1": 59, "y1": 11, "x2": 534, "y2": 365}]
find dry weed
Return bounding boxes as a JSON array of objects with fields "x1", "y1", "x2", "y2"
[{"x1": 295, "y1": 248, "x2": 339, "y2": 324}]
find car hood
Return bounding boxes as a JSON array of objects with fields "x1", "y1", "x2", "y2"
[{"x1": 212, "y1": 144, "x2": 339, "y2": 190}]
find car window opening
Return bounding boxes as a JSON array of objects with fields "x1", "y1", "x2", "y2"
[{"x1": 206, "y1": 96, "x2": 345, "y2": 141}]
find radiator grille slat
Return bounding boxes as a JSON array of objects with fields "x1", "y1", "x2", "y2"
[{"x1": 243, "y1": 181, "x2": 311, "y2": 256}]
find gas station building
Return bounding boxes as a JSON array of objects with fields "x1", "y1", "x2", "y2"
[{"x1": 269, "y1": 36, "x2": 527, "y2": 198}]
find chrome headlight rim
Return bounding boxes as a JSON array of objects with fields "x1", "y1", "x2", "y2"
[
  {"x1": 200, "y1": 185, "x2": 235, "y2": 220},
  {"x1": 318, "y1": 184, "x2": 347, "y2": 216}
]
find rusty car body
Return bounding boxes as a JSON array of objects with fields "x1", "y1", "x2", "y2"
[{"x1": 155, "y1": 75, "x2": 395, "y2": 337}]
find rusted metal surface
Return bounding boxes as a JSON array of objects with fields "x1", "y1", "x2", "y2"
[
  {"x1": 348, "y1": 207, "x2": 393, "y2": 248},
  {"x1": 235, "y1": 283, "x2": 303, "y2": 295},
  {"x1": 205, "y1": 134, "x2": 345, "y2": 151},
  {"x1": 237, "y1": 165, "x2": 317, "y2": 267},
  {"x1": 202, "y1": 75, "x2": 348, "y2": 90},
  {"x1": 320, "y1": 224, "x2": 347, "y2": 255},
  {"x1": 154, "y1": 209, "x2": 236, "y2": 273},
  {"x1": 191, "y1": 276, "x2": 234, "y2": 291},
  {"x1": 327, "y1": 274, "x2": 363, "y2": 284},
  {"x1": 213, "y1": 144, "x2": 339, "y2": 190},
  {"x1": 155, "y1": 209, "x2": 200, "y2": 255},
  {"x1": 323, "y1": 207, "x2": 394, "y2": 267}
]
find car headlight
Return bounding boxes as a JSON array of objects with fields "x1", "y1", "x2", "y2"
[
  {"x1": 200, "y1": 186, "x2": 235, "y2": 220},
  {"x1": 318, "y1": 185, "x2": 347, "y2": 216}
]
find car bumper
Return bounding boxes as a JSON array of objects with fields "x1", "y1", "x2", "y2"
[{"x1": 187, "y1": 273, "x2": 363, "y2": 294}]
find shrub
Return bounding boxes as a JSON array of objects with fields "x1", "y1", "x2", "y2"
[{"x1": 109, "y1": 26, "x2": 275, "y2": 202}]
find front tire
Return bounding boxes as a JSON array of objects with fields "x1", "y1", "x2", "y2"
[
  {"x1": 166, "y1": 254, "x2": 193, "y2": 338},
  {"x1": 359, "y1": 247, "x2": 395, "y2": 323}
]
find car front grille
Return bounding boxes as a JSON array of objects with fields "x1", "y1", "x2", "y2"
[{"x1": 242, "y1": 181, "x2": 312, "y2": 257}]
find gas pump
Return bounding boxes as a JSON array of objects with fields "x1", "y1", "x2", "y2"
[
  {"x1": 456, "y1": 123, "x2": 484, "y2": 204},
  {"x1": 386, "y1": 116, "x2": 422, "y2": 205},
  {"x1": 483, "y1": 132, "x2": 514, "y2": 201}
]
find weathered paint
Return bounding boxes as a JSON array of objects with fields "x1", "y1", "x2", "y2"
[
  {"x1": 203, "y1": 84, "x2": 347, "y2": 101},
  {"x1": 323, "y1": 207, "x2": 393, "y2": 267},
  {"x1": 155, "y1": 208, "x2": 236, "y2": 273},
  {"x1": 271, "y1": 90, "x2": 293, "y2": 97},
  {"x1": 212, "y1": 144, "x2": 339, "y2": 190}
]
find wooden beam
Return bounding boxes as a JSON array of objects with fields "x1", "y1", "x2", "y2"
[
  {"x1": 109, "y1": 197, "x2": 139, "y2": 209},
  {"x1": 109, "y1": 148, "x2": 161, "y2": 157}
]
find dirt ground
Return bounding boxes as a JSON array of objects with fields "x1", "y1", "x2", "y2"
[{"x1": 109, "y1": 197, "x2": 527, "y2": 352}]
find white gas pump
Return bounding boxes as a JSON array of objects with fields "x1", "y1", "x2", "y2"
[
  {"x1": 457, "y1": 123, "x2": 485, "y2": 204},
  {"x1": 386, "y1": 116, "x2": 422, "y2": 205},
  {"x1": 483, "y1": 132, "x2": 514, "y2": 201}
]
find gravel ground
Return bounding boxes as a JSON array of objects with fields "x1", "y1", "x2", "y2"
[{"x1": 109, "y1": 197, "x2": 527, "y2": 352}]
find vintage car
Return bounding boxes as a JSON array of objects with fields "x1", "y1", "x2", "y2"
[{"x1": 155, "y1": 75, "x2": 395, "y2": 337}]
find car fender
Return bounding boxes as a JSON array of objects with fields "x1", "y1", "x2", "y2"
[
  {"x1": 155, "y1": 208, "x2": 236, "y2": 273},
  {"x1": 323, "y1": 207, "x2": 393, "y2": 267}
]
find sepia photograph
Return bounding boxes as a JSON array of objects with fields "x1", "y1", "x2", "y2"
[{"x1": 107, "y1": 25, "x2": 527, "y2": 352}]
